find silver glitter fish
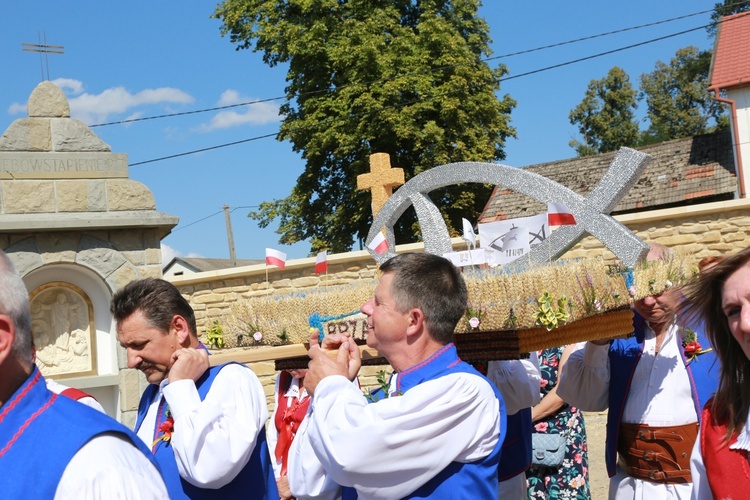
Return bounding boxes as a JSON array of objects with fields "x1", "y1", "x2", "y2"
[{"x1": 365, "y1": 147, "x2": 651, "y2": 269}]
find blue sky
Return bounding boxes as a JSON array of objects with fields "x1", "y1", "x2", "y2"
[{"x1": 1, "y1": 2, "x2": 717, "y2": 265}]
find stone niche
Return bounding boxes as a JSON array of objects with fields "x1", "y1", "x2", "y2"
[{"x1": 0, "y1": 81, "x2": 178, "y2": 424}]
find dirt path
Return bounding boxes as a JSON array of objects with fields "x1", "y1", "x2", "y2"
[{"x1": 583, "y1": 411, "x2": 609, "y2": 499}]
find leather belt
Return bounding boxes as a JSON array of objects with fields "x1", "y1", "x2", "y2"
[{"x1": 617, "y1": 422, "x2": 698, "y2": 484}]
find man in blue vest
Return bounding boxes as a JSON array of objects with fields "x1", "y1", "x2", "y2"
[
  {"x1": 111, "y1": 278, "x2": 278, "y2": 499},
  {"x1": 557, "y1": 244, "x2": 719, "y2": 499},
  {"x1": 0, "y1": 250, "x2": 168, "y2": 498},
  {"x1": 288, "y1": 252, "x2": 506, "y2": 499}
]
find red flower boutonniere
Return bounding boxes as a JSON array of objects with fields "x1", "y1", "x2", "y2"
[
  {"x1": 681, "y1": 328, "x2": 713, "y2": 364},
  {"x1": 152, "y1": 410, "x2": 174, "y2": 448}
]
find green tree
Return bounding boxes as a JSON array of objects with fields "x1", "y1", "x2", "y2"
[
  {"x1": 708, "y1": 0, "x2": 750, "y2": 37},
  {"x1": 568, "y1": 66, "x2": 639, "y2": 156},
  {"x1": 213, "y1": 0, "x2": 515, "y2": 253},
  {"x1": 638, "y1": 46, "x2": 726, "y2": 144}
]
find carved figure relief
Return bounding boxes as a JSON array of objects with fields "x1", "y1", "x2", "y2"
[{"x1": 29, "y1": 283, "x2": 97, "y2": 378}]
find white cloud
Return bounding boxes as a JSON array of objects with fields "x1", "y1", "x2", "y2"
[
  {"x1": 69, "y1": 86, "x2": 194, "y2": 124},
  {"x1": 161, "y1": 243, "x2": 181, "y2": 268},
  {"x1": 161, "y1": 243, "x2": 204, "y2": 269},
  {"x1": 8, "y1": 79, "x2": 194, "y2": 124},
  {"x1": 52, "y1": 78, "x2": 84, "y2": 95},
  {"x1": 7, "y1": 102, "x2": 25, "y2": 115},
  {"x1": 195, "y1": 89, "x2": 282, "y2": 132}
]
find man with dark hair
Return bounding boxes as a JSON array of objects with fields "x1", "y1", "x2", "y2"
[
  {"x1": 112, "y1": 278, "x2": 278, "y2": 499},
  {"x1": 288, "y1": 252, "x2": 506, "y2": 499},
  {"x1": 0, "y1": 250, "x2": 168, "y2": 498}
]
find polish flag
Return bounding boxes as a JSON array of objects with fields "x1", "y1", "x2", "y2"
[
  {"x1": 547, "y1": 202, "x2": 576, "y2": 227},
  {"x1": 368, "y1": 232, "x2": 389, "y2": 255},
  {"x1": 265, "y1": 248, "x2": 287, "y2": 269},
  {"x1": 315, "y1": 251, "x2": 328, "y2": 274}
]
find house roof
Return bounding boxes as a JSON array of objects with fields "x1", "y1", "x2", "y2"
[
  {"x1": 163, "y1": 257, "x2": 264, "y2": 273},
  {"x1": 709, "y1": 12, "x2": 750, "y2": 90},
  {"x1": 479, "y1": 131, "x2": 736, "y2": 223}
]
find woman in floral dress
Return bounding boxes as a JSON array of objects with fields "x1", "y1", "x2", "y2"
[{"x1": 526, "y1": 345, "x2": 590, "y2": 499}]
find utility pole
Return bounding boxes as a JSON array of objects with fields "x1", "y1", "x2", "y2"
[
  {"x1": 223, "y1": 205, "x2": 237, "y2": 267},
  {"x1": 22, "y1": 31, "x2": 64, "y2": 81}
]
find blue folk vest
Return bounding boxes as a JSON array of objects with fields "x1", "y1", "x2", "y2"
[
  {"x1": 1, "y1": 368, "x2": 160, "y2": 498},
  {"x1": 135, "y1": 363, "x2": 278, "y2": 499},
  {"x1": 604, "y1": 314, "x2": 719, "y2": 477},
  {"x1": 345, "y1": 343, "x2": 506, "y2": 499},
  {"x1": 498, "y1": 408, "x2": 533, "y2": 481}
]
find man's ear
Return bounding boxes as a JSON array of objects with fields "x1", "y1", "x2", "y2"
[
  {"x1": 171, "y1": 315, "x2": 192, "y2": 346},
  {"x1": 405, "y1": 308, "x2": 425, "y2": 337},
  {"x1": 0, "y1": 314, "x2": 15, "y2": 365}
]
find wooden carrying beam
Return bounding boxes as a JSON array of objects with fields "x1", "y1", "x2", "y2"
[
  {"x1": 206, "y1": 307, "x2": 634, "y2": 369},
  {"x1": 208, "y1": 343, "x2": 382, "y2": 367}
]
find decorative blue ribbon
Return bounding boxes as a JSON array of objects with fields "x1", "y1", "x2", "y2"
[{"x1": 309, "y1": 311, "x2": 361, "y2": 342}]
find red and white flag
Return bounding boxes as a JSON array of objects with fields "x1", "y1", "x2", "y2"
[
  {"x1": 368, "y1": 232, "x2": 389, "y2": 255},
  {"x1": 315, "y1": 251, "x2": 328, "y2": 274},
  {"x1": 547, "y1": 202, "x2": 576, "y2": 227},
  {"x1": 265, "y1": 248, "x2": 287, "y2": 270}
]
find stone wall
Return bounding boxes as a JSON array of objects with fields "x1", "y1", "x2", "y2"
[
  {"x1": 168, "y1": 198, "x2": 750, "y2": 409},
  {"x1": 0, "y1": 229, "x2": 164, "y2": 287},
  {"x1": 169, "y1": 247, "x2": 398, "y2": 403}
]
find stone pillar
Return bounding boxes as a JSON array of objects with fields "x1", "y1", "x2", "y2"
[{"x1": 0, "y1": 81, "x2": 178, "y2": 423}]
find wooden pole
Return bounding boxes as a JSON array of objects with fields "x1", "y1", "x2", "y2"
[{"x1": 208, "y1": 342, "x2": 382, "y2": 367}]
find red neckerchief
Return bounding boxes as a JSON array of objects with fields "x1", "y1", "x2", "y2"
[{"x1": 274, "y1": 372, "x2": 310, "y2": 476}]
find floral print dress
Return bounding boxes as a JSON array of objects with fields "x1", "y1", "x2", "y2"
[{"x1": 526, "y1": 346, "x2": 590, "y2": 499}]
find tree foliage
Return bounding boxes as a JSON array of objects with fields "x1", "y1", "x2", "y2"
[
  {"x1": 213, "y1": 0, "x2": 516, "y2": 253},
  {"x1": 708, "y1": 0, "x2": 750, "y2": 37},
  {"x1": 569, "y1": 46, "x2": 728, "y2": 156},
  {"x1": 568, "y1": 66, "x2": 639, "y2": 156},
  {"x1": 638, "y1": 46, "x2": 726, "y2": 144}
]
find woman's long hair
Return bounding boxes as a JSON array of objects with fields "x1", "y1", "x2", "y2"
[{"x1": 680, "y1": 247, "x2": 750, "y2": 441}]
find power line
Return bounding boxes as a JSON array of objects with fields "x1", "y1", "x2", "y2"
[
  {"x1": 128, "y1": 19, "x2": 715, "y2": 167},
  {"x1": 171, "y1": 209, "x2": 224, "y2": 232},
  {"x1": 129, "y1": 133, "x2": 276, "y2": 166},
  {"x1": 172, "y1": 205, "x2": 259, "y2": 232},
  {"x1": 500, "y1": 24, "x2": 708, "y2": 82},
  {"x1": 93, "y1": 6, "x2": 721, "y2": 129}
]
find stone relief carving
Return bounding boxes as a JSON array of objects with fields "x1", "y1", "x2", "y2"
[{"x1": 30, "y1": 283, "x2": 97, "y2": 378}]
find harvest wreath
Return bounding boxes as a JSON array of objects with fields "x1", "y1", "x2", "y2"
[{"x1": 206, "y1": 253, "x2": 694, "y2": 369}]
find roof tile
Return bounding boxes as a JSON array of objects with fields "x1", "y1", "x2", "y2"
[{"x1": 478, "y1": 131, "x2": 736, "y2": 224}]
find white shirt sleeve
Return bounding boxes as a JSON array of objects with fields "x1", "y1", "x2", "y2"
[
  {"x1": 487, "y1": 352, "x2": 541, "y2": 415},
  {"x1": 289, "y1": 373, "x2": 500, "y2": 500},
  {"x1": 689, "y1": 430, "x2": 710, "y2": 500},
  {"x1": 288, "y1": 411, "x2": 343, "y2": 500},
  {"x1": 56, "y1": 433, "x2": 169, "y2": 499},
  {"x1": 77, "y1": 396, "x2": 106, "y2": 413},
  {"x1": 162, "y1": 364, "x2": 268, "y2": 489},
  {"x1": 556, "y1": 341, "x2": 610, "y2": 411},
  {"x1": 45, "y1": 378, "x2": 106, "y2": 414}
]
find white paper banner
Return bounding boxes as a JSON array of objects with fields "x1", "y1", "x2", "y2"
[
  {"x1": 478, "y1": 213, "x2": 549, "y2": 252},
  {"x1": 443, "y1": 249, "x2": 488, "y2": 267}
]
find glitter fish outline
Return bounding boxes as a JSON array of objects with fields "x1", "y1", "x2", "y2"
[{"x1": 365, "y1": 147, "x2": 651, "y2": 269}]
